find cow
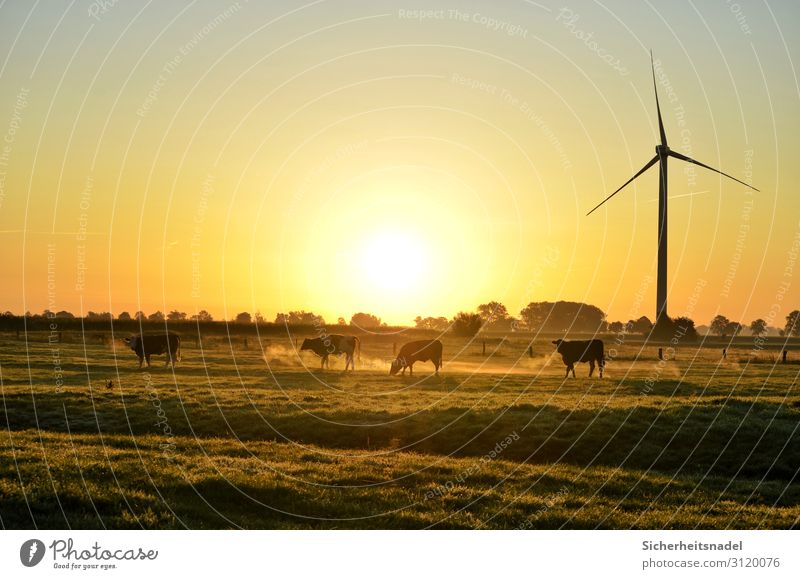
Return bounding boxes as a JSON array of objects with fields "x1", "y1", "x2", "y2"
[
  {"x1": 390, "y1": 339, "x2": 443, "y2": 376},
  {"x1": 123, "y1": 332, "x2": 181, "y2": 368},
  {"x1": 552, "y1": 339, "x2": 604, "y2": 378},
  {"x1": 300, "y1": 334, "x2": 359, "y2": 370}
]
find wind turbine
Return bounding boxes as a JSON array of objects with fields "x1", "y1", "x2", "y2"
[{"x1": 586, "y1": 52, "x2": 758, "y2": 323}]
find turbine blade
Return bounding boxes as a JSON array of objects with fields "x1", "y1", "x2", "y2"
[
  {"x1": 668, "y1": 150, "x2": 759, "y2": 192},
  {"x1": 586, "y1": 155, "x2": 659, "y2": 216},
  {"x1": 651, "y1": 51, "x2": 668, "y2": 147}
]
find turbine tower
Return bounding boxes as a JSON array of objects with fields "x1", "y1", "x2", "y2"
[{"x1": 587, "y1": 52, "x2": 758, "y2": 323}]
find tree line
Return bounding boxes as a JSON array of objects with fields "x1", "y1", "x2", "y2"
[
  {"x1": 1, "y1": 306, "x2": 798, "y2": 339},
  {"x1": 430, "y1": 302, "x2": 800, "y2": 339},
  {"x1": 0, "y1": 309, "x2": 385, "y2": 328}
]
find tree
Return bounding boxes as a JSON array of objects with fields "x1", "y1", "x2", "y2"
[
  {"x1": 414, "y1": 316, "x2": 449, "y2": 331},
  {"x1": 726, "y1": 321, "x2": 743, "y2": 337},
  {"x1": 148, "y1": 311, "x2": 164, "y2": 322},
  {"x1": 235, "y1": 312, "x2": 252, "y2": 324},
  {"x1": 86, "y1": 311, "x2": 112, "y2": 321},
  {"x1": 254, "y1": 311, "x2": 265, "y2": 324},
  {"x1": 608, "y1": 321, "x2": 624, "y2": 333},
  {"x1": 167, "y1": 310, "x2": 187, "y2": 321},
  {"x1": 274, "y1": 311, "x2": 323, "y2": 325},
  {"x1": 627, "y1": 316, "x2": 653, "y2": 335},
  {"x1": 749, "y1": 318, "x2": 767, "y2": 337},
  {"x1": 117, "y1": 311, "x2": 131, "y2": 321},
  {"x1": 520, "y1": 301, "x2": 606, "y2": 333},
  {"x1": 134, "y1": 311, "x2": 146, "y2": 321},
  {"x1": 785, "y1": 310, "x2": 800, "y2": 337},
  {"x1": 648, "y1": 315, "x2": 698, "y2": 341},
  {"x1": 350, "y1": 312, "x2": 381, "y2": 328},
  {"x1": 337, "y1": 317, "x2": 346, "y2": 326},
  {"x1": 710, "y1": 315, "x2": 731, "y2": 337},
  {"x1": 191, "y1": 310, "x2": 213, "y2": 322},
  {"x1": 672, "y1": 316, "x2": 699, "y2": 341},
  {"x1": 451, "y1": 312, "x2": 482, "y2": 337},
  {"x1": 477, "y1": 301, "x2": 511, "y2": 328}
]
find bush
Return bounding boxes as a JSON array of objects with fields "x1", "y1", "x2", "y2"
[
  {"x1": 450, "y1": 312, "x2": 482, "y2": 337},
  {"x1": 350, "y1": 312, "x2": 381, "y2": 328},
  {"x1": 649, "y1": 316, "x2": 698, "y2": 342}
]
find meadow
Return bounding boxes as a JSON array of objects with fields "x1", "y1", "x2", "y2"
[{"x1": 0, "y1": 330, "x2": 798, "y2": 529}]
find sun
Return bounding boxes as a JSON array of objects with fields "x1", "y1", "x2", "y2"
[{"x1": 359, "y1": 229, "x2": 429, "y2": 294}]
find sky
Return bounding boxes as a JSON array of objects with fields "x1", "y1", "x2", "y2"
[{"x1": 0, "y1": 0, "x2": 798, "y2": 326}]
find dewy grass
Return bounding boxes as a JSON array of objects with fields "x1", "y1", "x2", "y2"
[{"x1": 0, "y1": 335, "x2": 797, "y2": 529}]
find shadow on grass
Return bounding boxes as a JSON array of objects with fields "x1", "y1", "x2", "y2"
[{"x1": 1, "y1": 386, "x2": 797, "y2": 482}]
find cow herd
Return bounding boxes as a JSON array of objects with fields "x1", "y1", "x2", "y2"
[{"x1": 121, "y1": 331, "x2": 605, "y2": 378}]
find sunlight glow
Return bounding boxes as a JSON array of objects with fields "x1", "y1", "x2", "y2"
[{"x1": 359, "y1": 230, "x2": 429, "y2": 294}]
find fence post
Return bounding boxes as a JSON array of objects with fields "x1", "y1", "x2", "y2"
[
  {"x1": 482, "y1": 341, "x2": 486, "y2": 356},
  {"x1": 783, "y1": 350, "x2": 788, "y2": 364},
  {"x1": 658, "y1": 347, "x2": 663, "y2": 360},
  {"x1": 528, "y1": 345, "x2": 533, "y2": 358},
  {"x1": 722, "y1": 348, "x2": 727, "y2": 359}
]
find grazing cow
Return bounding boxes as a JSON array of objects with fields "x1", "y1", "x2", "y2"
[
  {"x1": 552, "y1": 339, "x2": 604, "y2": 378},
  {"x1": 390, "y1": 339, "x2": 443, "y2": 376},
  {"x1": 300, "y1": 334, "x2": 359, "y2": 370},
  {"x1": 123, "y1": 332, "x2": 181, "y2": 368}
]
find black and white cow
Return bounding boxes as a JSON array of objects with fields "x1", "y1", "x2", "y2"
[
  {"x1": 552, "y1": 339, "x2": 604, "y2": 378},
  {"x1": 300, "y1": 334, "x2": 359, "y2": 370},
  {"x1": 123, "y1": 332, "x2": 181, "y2": 368},
  {"x1": 390, "y1": 339, "x2": 443, "y2": 376}
]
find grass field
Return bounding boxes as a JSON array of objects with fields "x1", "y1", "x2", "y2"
[{"x1": 1, "y1": 332, "x2": 798, "y2": 529}]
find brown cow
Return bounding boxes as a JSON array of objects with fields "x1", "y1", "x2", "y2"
[
  {"x1": 552, "y1": 339, "x2": 604, "y2": 378},
  {"x1": 300, "y1": 334, "x2": 359, "y2": 370},
  {"x1": 123, "y1": 332, "x2": 181, "y2": 368},
  {"x1": 390, "y1": 339, "x2": 443, "y2": 376}
]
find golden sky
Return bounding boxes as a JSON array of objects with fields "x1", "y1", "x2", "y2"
[{"x1": 1, "y1": 0, "x2": 798, "y2": 326}]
